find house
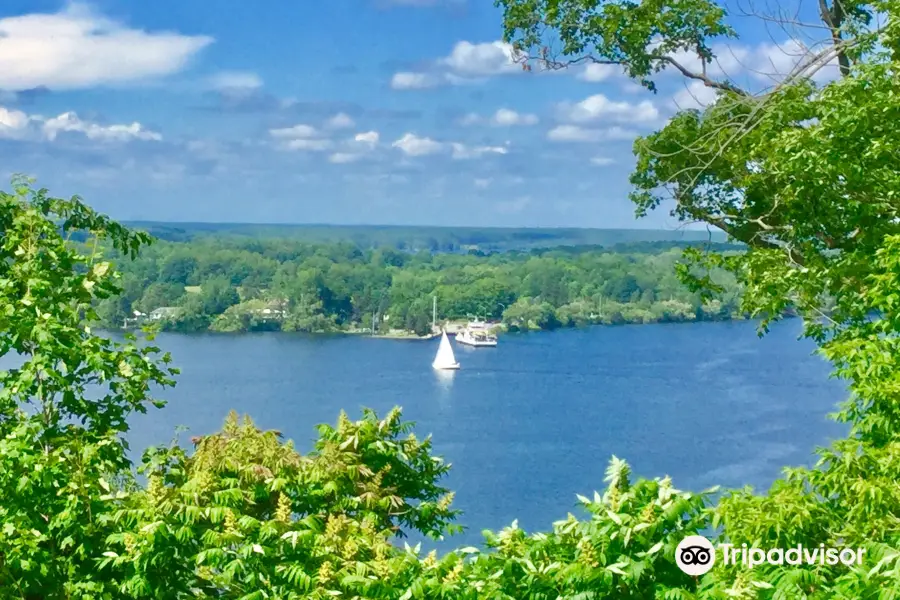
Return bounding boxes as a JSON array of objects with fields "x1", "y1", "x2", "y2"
[
  {"x1": 254, "y1": 298, "x2": 287, "y2": 318},
  {"x1": 238, "y1": 298, "x2": 288, "y2": 322},
  {"x1": 123, "y1": 310, "x2": 148, "y2": 329},
  {"x1": 150, "y1": 307, "x2": 182, "y2": 321}
]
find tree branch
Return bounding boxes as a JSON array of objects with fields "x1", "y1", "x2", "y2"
[
  {"x1": 703, "y1": 213, "x2": 808, "y2": 265},
  {"x1": 511, "y1": 50, "x2": 749, "y2": 96},
  {"x1": 651, "y1": 54, "x2": 750, "y2": 96},
  {"x1": 819, "y1": 0, "x2": 851, "y2": 75}
]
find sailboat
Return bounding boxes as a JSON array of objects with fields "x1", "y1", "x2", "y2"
[{"x1": 432, "y1": 330, "x2": 460, "y2": 370}]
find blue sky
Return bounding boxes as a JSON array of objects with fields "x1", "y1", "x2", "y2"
[{"x1": 0, "y1": 0, "x2": 834, "y2": 227}]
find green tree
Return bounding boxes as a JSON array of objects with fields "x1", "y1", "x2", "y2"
[
  {"x1": 199, "y1": 276, "x2": 240, "y2": 316},
  {"x1": 0, "y1": 178, "x2": 176, "y2": 596},
  {"x1": 283, "y1": 297, "x2": 338, "y2": 333},
  {"x1": 404, "y1": 297, "x2": 434, "y2": 335},
  {"x1": 158, "y1": 253, "x2": 198, "y2": 286},
  {"x1": 502, "y1": 297, "x2": 560, "y2": 331},
  {"x1": 135, "y1": 282, "x2": 186, "y2": 313},
  {"x1": 171, "y1": 293, "x2": 212, "y2": 332},
  {"x1": 95, "y1": 294, "x2": 131, "y2": 328},
  {"x1": 102, "y1": 409, "x2": 461, "y2": 597},
  {"x1": 522, "y1": 258, "x2": 570, "y2": 306}
]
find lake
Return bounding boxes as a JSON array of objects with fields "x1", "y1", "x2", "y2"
[{"x1": 125, "y1": 318, "x2": 847, "y2": 547}]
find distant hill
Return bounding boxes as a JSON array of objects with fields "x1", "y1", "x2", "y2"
[{"x1": 122, "y1": 222, "x2": 730, "y2": 252}]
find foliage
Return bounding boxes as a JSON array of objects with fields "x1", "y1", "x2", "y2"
[
  {"x1": 0, "y1": 178, "x2": 177, "y2": 596},
  {"x1": 88, "y1": 235, "x2": 744, "y2": 334},
  {"x1": 102, "y1": 409, "x2": 462, "y2": 598}
]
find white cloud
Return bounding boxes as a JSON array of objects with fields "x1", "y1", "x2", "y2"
[
  {"x1": 672, "y1": 81, "x2": 719, "y2": 110},
  {"x1": 752, "y1": 41, "x2": 806, "y2": 79},
  {"x1": 492, "y1": 108, "x2": 538, "y2": 126},
  {"x1": 749, "y1": 39, "x2": 839, "y2": 84},
  {"x1": 326, "y1": 112, "x2": 355, "y2": 129},
  {"x1": 548, "y1": 125, "x2": 600, "y2": 142},
  {"x1": 474, "y1": 178, "x2": 492, "y2": 189},
  {"x1": 0, "y1": 104, "x2": 161, "y2": 142},
  {"x1": 578, "y1": 63, "x2": 616, "y2": 82},
  {"x1": 590, "y1": 156, "x2": 616, "y2": 166},
  {"x1": 450, "y1": 142, "x2": 508, "y2": 159},
  {"x1": 269, "y1": 123, "x2": 332, "y2": 151},
  {"x1": 602, "y1": 126, "x2": 640, "y2": 140},
  {"x1": 42, "y1": 111, "x2": 161, "y2": 142},
  {"x1": 391, "y1": 39, "x2": 525, "y2": 90},
  {"x1": 391, "y1": 72, "x2": 440, "y2": 89},
  {"x1": 459, "y1": 108, "x2": 538, "y2": 127},
  {"x1": 329, "y1": 152, "x2": 361, "y2": 163},
  {"x1": 440, "y1": 41, "x2": 520, "y2": 77},
  {"x1": 558, "y1": 94, "x2": 659, "y2": 124},
  {"x1": 354, "y1": 131, "x2": 380, "y2": 146},
  {"x1": 285, "y1": 138, "x2": 332, "y2": 151},
  {"x1": 208, "y1": 71, "x2": 262, "y2": 90},
  {"x1": 547, "y1": 125, "x2": 638, "y2": 142},
  {"x1": 326, "y1": 130, "x2": 381, "y2": 163},
  {"x1": 0, "y1": 2, "x2": 212, "y2": 90},
  {"x1": 390, "y1": 133, "x2": 510, "y2": 159},
  {"x1": 269, "y1": 124, "x2": 320, "y2": 139},
  {"x1": 392, "y1": 133, "x2": 443, "y2": 156},
  {"x1": 0, "y1": 106, "x2": 31, "y2": 138}
]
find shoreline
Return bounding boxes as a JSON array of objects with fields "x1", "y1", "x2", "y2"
[
  {"x1": 350, "y1": 330, "x2": 440, "y2": 341},
  {"x1": 117, "y1": 314, "x2": 765, "y2": 337}
]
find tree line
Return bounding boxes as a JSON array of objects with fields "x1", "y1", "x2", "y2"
[
  {"x1": 117, "y1": 221, "x2": 728, "y2": 251},
  {"x1": 92, "y1": 237, "x2": 744, "y2": 334}
]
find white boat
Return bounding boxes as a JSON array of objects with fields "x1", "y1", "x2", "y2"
[
  {"x1": 432, "y1": 330, "x2": 460, "y2": 370},
  {"x1": 456, "y1": 319, "x2": 498, "y2": 347}
]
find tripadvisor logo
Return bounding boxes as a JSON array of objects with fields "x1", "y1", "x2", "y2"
[
  {"x1": 675, "y1": 535, "x2": 716, "y2": 576},
  {"x1": 674, "y1": 535, "x2": 866, "y2": 576}
]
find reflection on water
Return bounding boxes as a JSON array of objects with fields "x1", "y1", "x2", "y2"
[{"x1": 433, "y1": 368, "x2": 456, "y2": 393}]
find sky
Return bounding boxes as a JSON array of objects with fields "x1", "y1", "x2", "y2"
[{"x1": 0, "y1": 0, "x2": 837, "y2": 228}]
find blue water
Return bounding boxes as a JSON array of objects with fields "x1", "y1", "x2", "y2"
[{"x1": 125, "y1": 319, "x2": 846, "y2": 547}]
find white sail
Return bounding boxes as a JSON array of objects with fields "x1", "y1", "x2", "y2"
[{"x1": 432, "y1": 331, "x2": 460, "y2": 370}]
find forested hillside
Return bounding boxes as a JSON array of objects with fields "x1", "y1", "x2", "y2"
[
  {"x1": 120, "y1": 221, "x2": 729, "y2": 251},
  {"x1": 91, "y1": 236, "x2": 744, "y2": 334}
]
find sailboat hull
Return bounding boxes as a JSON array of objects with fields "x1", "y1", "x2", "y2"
[{"x1": 432, "y1": 362, "x2": 460, "y2": 370}]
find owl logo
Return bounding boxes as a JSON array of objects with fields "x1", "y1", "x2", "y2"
[{"x1": 675, "y1": 535, "x2": 716, "y2": 576}]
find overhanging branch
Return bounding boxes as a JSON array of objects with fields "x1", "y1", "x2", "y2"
[{"x1": 651, "y1": 55, "x2": 750, "y2": 96}]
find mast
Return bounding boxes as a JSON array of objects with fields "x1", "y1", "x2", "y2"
[{"x1": 432, "y1": 296, "x2": 437, "y2": 332}]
